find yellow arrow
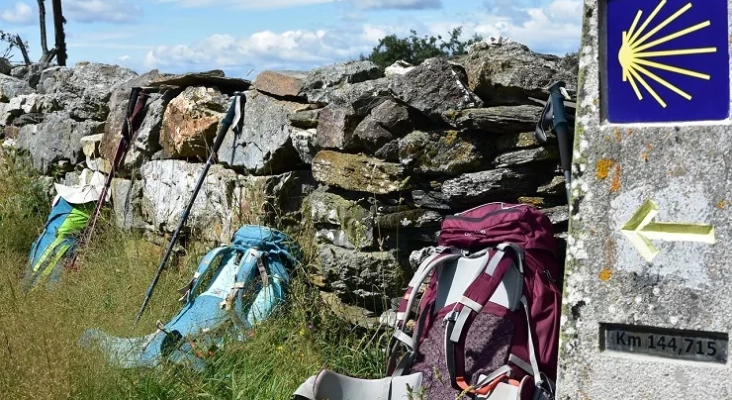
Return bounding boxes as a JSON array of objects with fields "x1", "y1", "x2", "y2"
[{"x1": 621, "y1": 199, "x2": 716, "y2": 262}]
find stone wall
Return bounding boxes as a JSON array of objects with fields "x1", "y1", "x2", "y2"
[{"x1": 0, "y1": 40, "x2": 578, "y2": 323}]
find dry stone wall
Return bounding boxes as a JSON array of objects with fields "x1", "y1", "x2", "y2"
[{"x1": 0, "y1": 40, "x2": 578, "y2": 323}]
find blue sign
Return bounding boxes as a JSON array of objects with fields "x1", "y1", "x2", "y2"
[{"x1": 606, "y1": 0, "x2": 730, "y2": 123}]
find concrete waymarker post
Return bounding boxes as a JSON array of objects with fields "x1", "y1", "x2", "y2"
[{"x1": 558, "y1": 0, "x2": 732, "y2": 398}]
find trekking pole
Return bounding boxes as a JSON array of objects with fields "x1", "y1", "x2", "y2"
[
  {"x1": 134, "y1": 92, "x2": 245, "y2": 325},
  {"x1": 66, "y1": 87, "x2": 148, "y2": 271},
  {"x1": 547, "y1": 81, "x2": 573, "y2": 204}
]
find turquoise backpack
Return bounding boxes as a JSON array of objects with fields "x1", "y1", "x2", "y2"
[{"x1": 80, "y1": 225, "x2": 302, "y2": 370}]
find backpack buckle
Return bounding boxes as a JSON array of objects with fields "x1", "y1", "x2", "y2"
[{"x1": 442, "y1": 310, "x2": 459, "y2": 327}]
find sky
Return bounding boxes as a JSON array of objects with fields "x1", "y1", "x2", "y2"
[{"x1": 0, "y1": 0, "x2": 583, "y2": 79}]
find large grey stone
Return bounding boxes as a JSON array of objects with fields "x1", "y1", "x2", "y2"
[
  {"x1": 391, "y1": 57, "x2": 483, "y2": 124},
  {"x1": 314, "y1": 105, "x2": 362, "y2": 151},
  {"x1": 445, "y1": 105, "x2": 542, "y2": 133},
  {"x1": 111, "y1": 178, "x2": 148, "y2": 230},
  {"x1": 100, "y1": 69, "x2": 167, "y2": 165},
  {"x1": 16, "y1": 112, "x2": 104, "y2": 174},
  {"x1": 299, "y1": 60, "x2": 384, "y2": 103},
  {"x1": 492, "y1": 146, "x2": 560, "y2": 168},
  {"x1": 318, "y1": 244, "x2": 403, "y2": 312},
  {"x1": 557, "y1": 2, "x2": 732, "y2": 399},
  {"x1": 440, "y1": 166, "x2": 554, "y2": 208},
  {"x1": 461, "y1": 40, "x2": 578, "y2": 106},
  {"x1": 37, "y1": 62, "x2": 138, "y2": 121},
  {"x1": 397, "y1": 130, "x2": 490, "y2": 176},
  {"x1": 306, "y1": 190, "x2": 374, "y2": 250},
  {"x1": 218, "y1": 90, "x2": 309, "y2": 175},
  {"x1": 311, "y1": 150, "x2": 410, "y2": 194},
  {"x1": 0, "y1": 75, "x2": 35, "y2": 102},
  {"x1": 139, "y1": 160, "x2": 241, "y2": 244}
]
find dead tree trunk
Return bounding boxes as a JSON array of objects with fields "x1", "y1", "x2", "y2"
[
  {"x1": 51, "y1": 0, "x2": 66, "y2": 66},
  {"x1": 37, "y1": 0, "x2": 48, "y2": 55}
]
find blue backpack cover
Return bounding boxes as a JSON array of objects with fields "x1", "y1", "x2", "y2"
[{"x1": 80, "y1": 225, "x2": 302, "y2": 370}]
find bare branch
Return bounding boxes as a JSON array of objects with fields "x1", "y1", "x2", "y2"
[{"x1": 14, "y1": 35, "x2": 31, "y2": 66}]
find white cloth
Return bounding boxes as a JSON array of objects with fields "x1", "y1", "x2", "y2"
[{"x1": 53, "y1": 169, "x2": 107, "y2": 206}]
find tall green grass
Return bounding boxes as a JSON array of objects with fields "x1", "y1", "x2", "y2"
[{"x1": 0, "y1": 152, "x2": 389, "y2": 400}]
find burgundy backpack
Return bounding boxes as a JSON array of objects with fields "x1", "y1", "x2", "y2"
[{"x1": 386, "y1": 202, "x2": 562, "y2": 399}]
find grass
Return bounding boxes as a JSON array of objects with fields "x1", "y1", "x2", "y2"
[{"x1": 0, "y1": 151, "x2": 391, "y2": 400}]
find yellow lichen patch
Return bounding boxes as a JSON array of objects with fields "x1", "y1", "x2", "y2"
[
  {"x1": 610, "y1": 164, "x2": 622, "y2": 192},
  {"x1": 518, "y1": 197, "x2": 544, "y2": 207},
  {"x1": 614, "y1": 128, "x2": 622, "y2": 143},
  {"x1": 717, "y1": 199, "x2": 730, "y2": 209},
  {"x1": 641, "y1": 152, "x2": 649, "y2": 162},
  {"x1": 596, "y1": 158, "x2": 615, "y2": 180},
  {"x1": 598, "y1": 268, "x2": 613, "y2": 281}
]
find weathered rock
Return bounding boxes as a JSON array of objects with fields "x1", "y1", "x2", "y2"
[
  {"x1": 100, "y1": 69, "x2": 168, "y2": 169},
  {"x1": 352, "y1": 115, "x2": 393, "y2": 153},
  {"x1": 314, "y1": 105, "x2": 362, "y2": 151},
  {"x1": 111, "y1": 178, "x2": 148, "y2": 230},
  {"x1": 140, "y1": 160, "x2": 241, "y2": 243},
  {"x1": 0, "y1": 75, "x2": 35, "y2": 102},
  {"x1": 411, "y1": 189, "x2": 452, "y2": 210},
  {"x1": 461, "y1": 40, "x2": 579, "y2": 106},
  {"x1": 312, "y1": 150, "x2": 410, "y2": 194},
  {"x1": 385, "y1": 60, "x2": 415, "y2": 76},
  {"x1": 492, "y1": 146, "x2": 560, "y2": 168},
  {"x1": 122, "y1": 92, "x2": 168, "y2": 171},
  {"x1": 536, "y1": 204, "x2": 568, "y2": 226},
  {"x1": 398, "y1": 130, "x2": 490, "y2": 175},
  {"x1": 299, "y1": 61, "x2": 384, "y2": 103},
  {"x1": 16, "y1": 112, "x2": 105, "y2": 174},
  {"x1": 148, "y1": 69, "x2": 251, "y2": 94},
  {"x1": 289, "y1": 109, "x2": 321, "y2": 128},
  {"x1": 291, "y1": 127, "x2": 318, "y2": 164},
  {"x1": 446, "y1": 105, "x2": 541, "y2": 133},
  {"x1": 10, "y1": 63, "x2": 44, "y2": 88},
  {"x1": 0, "y1": 57, "x2": 11, "y2": 75},
  {"x1": 536, "y1": 175, "x2": 565, "y2": 196},
  {"x1": 375, "y1": 208, "x2": 443, "y2": 230},
  {"x1": 253, "y1": 70, "x2": 308, "y2": 98},
  {"x1": 370, "y1": 99, "x2": 412, "y2": 136},
  {"x1": 318, "y1": 244, "x2": 403, "y2": 311},
  {"x1": 441, "y1": 166, "x2": 554, "y2": 208},
  {"x1": 391, "y1": 57, "x2": 482, "y2": 124},
  {"x1": 496, "y1": 131, "x2": 541, "y2": 151},
  {"x1": 217, "y1": 90, "x2": 309, "y2": 174},
  {"x1": 306, "y1": 190, "x2": 374, "y2": 250},
  {"x1": 312, "y1": 77, "x2": 394, "y2": 115},
  {"x1": 81, "y1": 134, "x2": 103, "y2": 158},
  {"x1": 159, "y1": 86, "x2": 230, "y2": 159},
  {"x1": 37, "y1": 62, "x2": 138, "y2": 121},
  {"x1": 374, "y1": 140, "x2": 400, "y2": 162}
]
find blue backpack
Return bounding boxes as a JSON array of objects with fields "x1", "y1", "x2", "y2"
[{"x1": 80, "y1": 225, "x2": 302, "y2": 370}]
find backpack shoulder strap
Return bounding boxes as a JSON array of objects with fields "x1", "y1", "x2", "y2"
[
  {"x1": 178, "y1": 245, "x2": 234, "y2": 304},
  {"x1": 387, "y1": 246, "x2": 462, "y2": 376},
  {"x1": 443, "y1": 243, "x2": 526, "y2": 395}
]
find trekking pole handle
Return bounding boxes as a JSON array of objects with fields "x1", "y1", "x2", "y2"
[
  {"x1": 211, "y1": 92, "x2": 244, "y2": 154},
  {"x1": 547, "y1": 81, "x2": 573, "y2": 202}
]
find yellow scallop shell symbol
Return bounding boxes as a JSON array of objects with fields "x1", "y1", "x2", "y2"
[{"x1": 618, "y1": 0, "x2": 717, "y2": 108}]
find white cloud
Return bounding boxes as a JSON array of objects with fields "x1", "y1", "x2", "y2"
[
  {"x1": 356, "y1": 0, "x2": 441, "y2": 10},
  {"x1": 153, "y1": 0, "x2": 336, "y2": 10},
  {"x1": 118, "y1": 55, "x2": 130, "y2": 61},
  {"x1": 142, "y1": 0, "x2": 582, "y2": 75},
  {"x1": 64, "y1": 0, "x2": 142, "y2": 23},
  {"x1": 0, "y1": 2, "x2": 34, "y2": 25}
]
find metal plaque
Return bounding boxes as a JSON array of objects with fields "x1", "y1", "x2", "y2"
[{"x1": 600, "y1": 323, "x2": 728, "y2": 364}]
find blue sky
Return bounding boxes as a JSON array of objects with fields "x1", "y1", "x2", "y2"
[{"x1": 0, "y1": 0, "x2": 583, "y2": 79}]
